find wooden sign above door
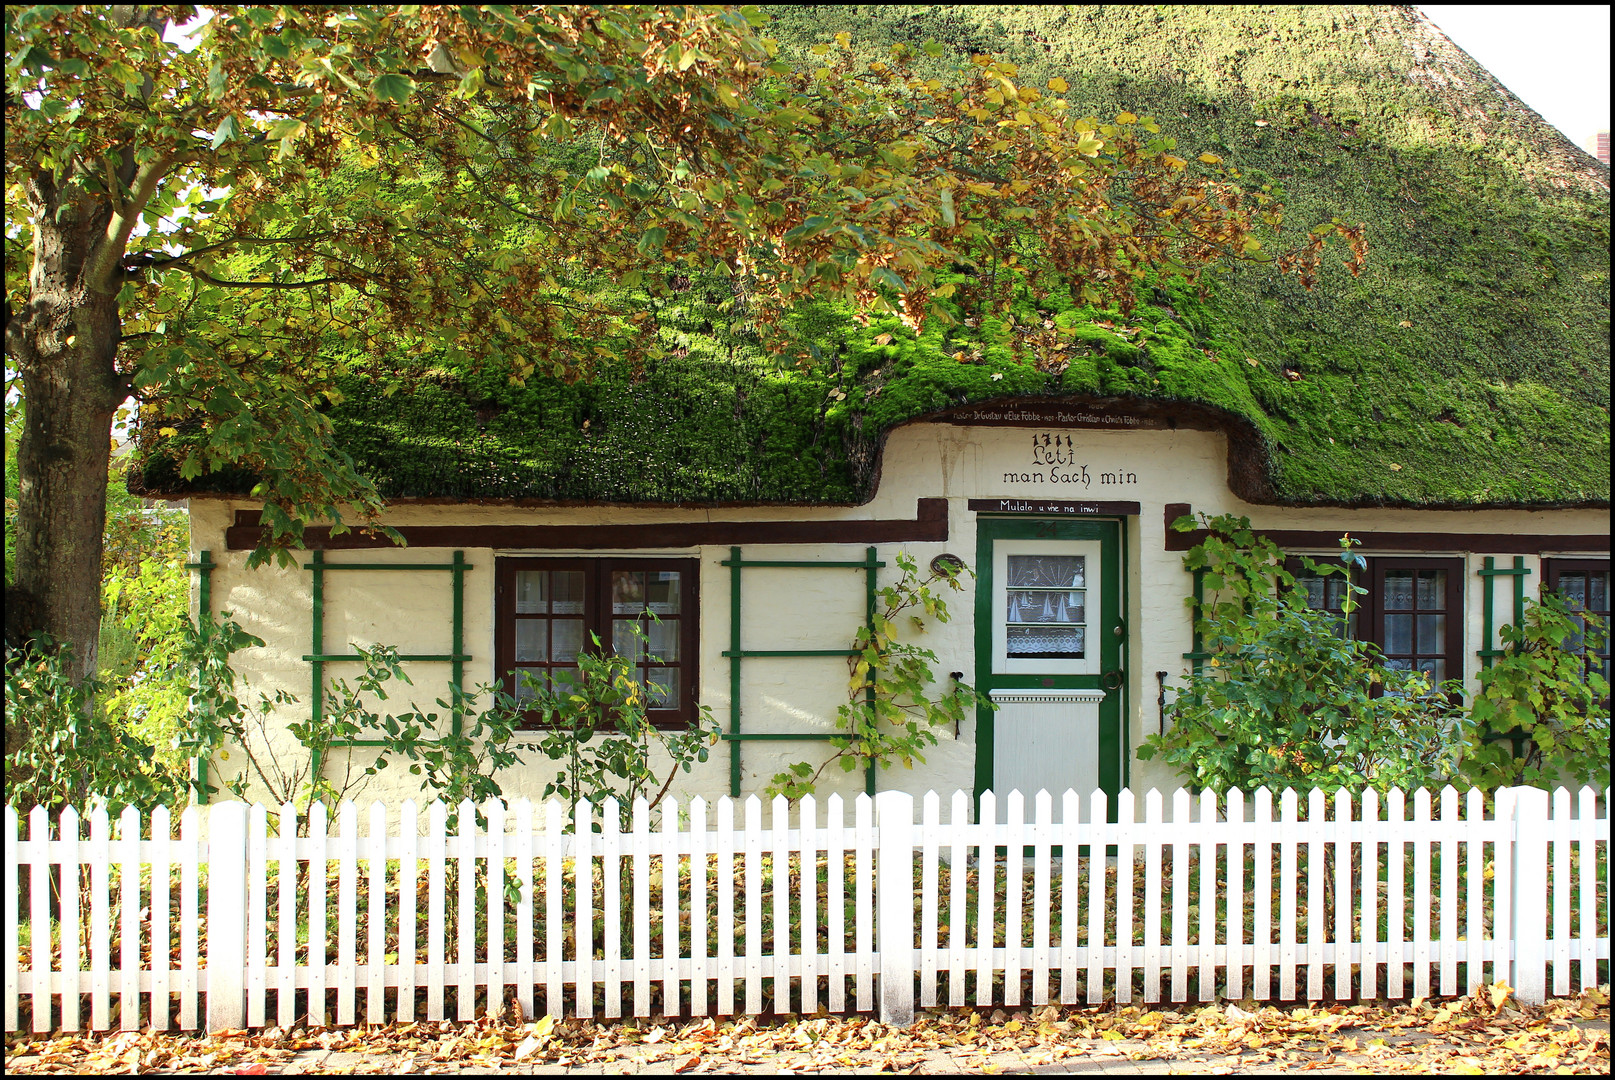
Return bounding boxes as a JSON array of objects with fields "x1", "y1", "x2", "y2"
[{"x1": 969, "y1": 499, "x2": 1142, "y2": 516}]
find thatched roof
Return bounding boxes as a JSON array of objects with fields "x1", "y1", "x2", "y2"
[{"x1": 139, "y1": 5, "x2": 1609, "y2": 509}]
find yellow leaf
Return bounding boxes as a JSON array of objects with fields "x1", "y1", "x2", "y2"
[
  {"x1": 1047, "y1": 77, "x2": 1068, "y2": 93},
  {"x1": 1489, "y1": 981, "x2": 1512, "y2": 1011},
  {"x1": 1388, "y1": 463, "x2": 1402, "y2": 471},
  {"x1": 1115, "y1": 111, "x2": 1137, "y2": 124},
  {"x1": 1099, "y1": 1030, "x2": 1125, "y2": 1042},
  {"x1": 1199, "y1": 153, "x2": 1222, "y2": 165}
]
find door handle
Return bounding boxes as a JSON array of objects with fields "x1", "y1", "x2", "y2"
[{"x1": 1102, "y1": 669, "x2": 1123, "y2": 691}]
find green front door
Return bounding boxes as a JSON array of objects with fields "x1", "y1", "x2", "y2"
[{"x1": 974, "y1": 517, "x2": 1126, "y2": 814}]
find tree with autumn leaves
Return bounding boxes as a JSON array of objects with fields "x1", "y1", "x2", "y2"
[{"x1": 4, "y1": 4, "x2": 1360, "y2": 731}]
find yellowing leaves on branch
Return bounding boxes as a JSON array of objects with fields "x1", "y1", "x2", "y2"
[{"x1": 4, "y1": 4, "x2": 1364, "y2": 703}]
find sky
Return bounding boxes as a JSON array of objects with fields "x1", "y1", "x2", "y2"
[{"x1": 1419, "y1": 5, "x2": 1611, "y2": 150}]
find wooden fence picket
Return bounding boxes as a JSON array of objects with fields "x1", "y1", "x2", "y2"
[
  {"x1": 247, "y1": 803, "x2": 268, "y2": 1029},
  {"x1": 546, "y1": 799, "x2": 567, "y2": 1019},
  {"x1": 483, "y1": 799, "x2": 504, "y2": 1022},
  {"x1": 1464, "y1": 788, "x2": 1484, "y2": 995},
  {"x1": 853, "y1": 792, "x2": 873, "y2": 1013},
  {"x1": 1412, "y1": 788, "x2": 1433, "y2": 999},
  {"x1": 689, "y1": 797, "x2": 708, "y2": 1017},
  {"x1": 1577, "y1": 788, "x2": 1598, "y2": 990},
  {"x1": 799, "y1": 794, "x2": 818, "y2": 1017},
  {"x1": 1251, "y1": 788, "x2": 1272, "y2": 1003},
  {"x1": 368, "y1": 802, "x2": 388, "y2": 1027},
  {"x1": 714, "y1": 797, "x2": 734, "y2": 1017},
  {"x1": 1003, "y1": 790, "x2": 1025, "y2": 1008},
  {"x1": 1142, "y1": 789, "x2": 1163, "y2": 1004},
  {"x1": 336, "y1": 801, "x2": 357, "y2": 1027},
  {"x1": 770, "y1": 795, "x2": 789, "y2": 1014},
  {"x1": 1225, "y1": 790, "x2": 1244, "y2": 1004},
  {"x1": 603, "y1": 797, "x2": 624, "y2": 1020},
  {"x1": 1198, "y1": 789, "x2": 1217, "y2": 1003},
  {"x1": 120, "y1": 805, "x2": 142, "y2": 1030},
  {"x1": 1170, "y1": 788, "x2": 1188, "y2": 1002},
  {"x1": 920, "y1": 792, "x2": 940, "y2": 1009},
  {"x1": 91, "y1": 803, "x2": 112, "y2": 1031},
  {"x1": 1030, "y1": 791, "x2": 1052, "y2": 1007},
  {"x1": 61, "y1": 805, "x2": 83, "y2": 1033},
  {"x1": 397, "y1": 801, "x2": 417, "y2": 1024},
  {"x1": 1306, "y1": 787, "x2": 1325, "y2": 1002},
  {"x1": 574, "y1": 799, "x2": 594, "y2": 1019},
  {"x1": 946, "y1": 791, "x2": 967, "y2": 1009},
  {"x1": 1085, "y1": 789, "x2": 1105, "y2": 1006},
  {"x1": 975, "y1": 792, "x2": 996, "y2": 1007},
  {"x1": 1552, "y1": 787, "x2": 1572, "y2": 997},
  {"x1": 1334, "y1": 788, "x2": 1352, "y2": 1001},
  {"x1": 425, "y1": 800, "x2": 445, "y2": 1022},
  {"x1": 1115, "y1": 789, "x2": 1137, "y2": 1005}
]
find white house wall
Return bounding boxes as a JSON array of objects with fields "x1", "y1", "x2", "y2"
[{"x1": 188, "y1": 423, "x2": 1609, "y2": 813}]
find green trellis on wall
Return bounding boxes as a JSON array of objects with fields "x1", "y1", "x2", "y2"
[
  {"x1": 302, "y1": 549, "x2": 473, "y2": 781},
  {"x1": 721, "y1": 546, "x2": 882, "y2": 799},
  {"x1": 185, "y1": 548, "x2": 475, "y2": 801}
]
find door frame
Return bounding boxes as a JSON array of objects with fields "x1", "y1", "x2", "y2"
[{"x1": 972, "y1": 515, "x2": 1129, "y2": 820}]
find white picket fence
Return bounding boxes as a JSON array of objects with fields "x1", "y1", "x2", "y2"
[{"x1": 4, "y1": 786, "x2": 1608, "y2": 1035}]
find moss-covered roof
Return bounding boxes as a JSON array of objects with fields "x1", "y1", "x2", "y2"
[{"x1": 139, "y1": 5, "x2": 1610, "y2": 509}]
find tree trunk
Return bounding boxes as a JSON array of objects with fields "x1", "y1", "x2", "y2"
[{"x1": 5, "y1": 171, "x2": 127, "y2": 696}]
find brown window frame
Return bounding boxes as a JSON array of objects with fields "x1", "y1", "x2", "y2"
[
  {"x1": 1543, "y1": 558, "x2": 1611, "y2": 687},
  {"x1": 1288, "y1": 554, "x2": 1465, "y2": 688},
  {"x1": 494, "y1": 556, "x2": 700, "y2": 731}
]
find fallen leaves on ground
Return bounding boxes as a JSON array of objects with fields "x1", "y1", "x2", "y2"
[{"x1": 1, "y1": 983, "x2": 1606, "y2": 1075}]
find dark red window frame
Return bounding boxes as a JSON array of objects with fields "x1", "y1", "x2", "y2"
[
  {"x1": 494, "y1": 557, "x2": 699, "y2": 730},
  {"x1": 1543, "y1": 558, "x2": 1611, "y2": 687},
  {"x1": 1289, "y1": 555, "x2": 1465, "y2": 688}
]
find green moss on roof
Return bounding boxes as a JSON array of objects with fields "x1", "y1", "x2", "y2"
[{"x1": 139, "y1": 5, "x2": 1609, "y2": 508}]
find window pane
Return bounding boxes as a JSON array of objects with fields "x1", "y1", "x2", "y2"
[
  {"x1": 1007, "y1": 589, "x2": 1084, "y2": 624},
  {"x1": 1302, "y1": 577, "x2": 1325, "y2": 609},
  {"x1": 612, "y1": 619, "x2": 645, "y2": 663},
  {"x1": 647, "y1": 667, "x2": 679, "y2": 705},
  {"x1": 553, "y1": 620, "x2": 584, "y2": 663},
  {"x1": 1007, "y1": 625, "x2": 1084, "y2": 657},
  {"x1": 513, "y1": 670, "x2": 547, "y2": 701},
  {"x1": 1559, "y1": 572, "x2": 1589, "y2": 609},
  {"x1": 1385, "y1": 613, "x2": 1413, "y2": 655},
  {"x1": 1416, "y1": 570, "x2": 1445, "y2": 608},
  {"x1": 515, "y1": 571, "x2": 547, "y2": 614},
  {"x1": 1590, "y1": 571, "x2": 1607, "y2": 613},
  {"x1": 1008, "y1": 554, "x2": 1083, "y2": 588},
  {"x1": 552, "y1": 571, "x2": 585, "y2": 614},
  {"x1": 611, "y1": 571, "x2": 646, "y2": 615},
  {"x1": 646, "y1": 572, "x2": 682, "y2": 615},
  {"x1": 646, "y1": 618, "x2": 679, "y2": 661},
  {"x1": 515, "y1": 620, "x2": 546, "y2": 662},
  {"x1": 1417, "y1": 613, "x2": 1446, "y2": 654},
  {"x1": 1417, "y1": 658, "x2": 1446, "y2": 683},
  {"x1": 1384, "y1": 572, "x2": 1414, "y2": 611}
]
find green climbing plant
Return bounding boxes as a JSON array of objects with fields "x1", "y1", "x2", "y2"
[{"x1": 770, "y1": 552, "x2": 989, "y2": 798}]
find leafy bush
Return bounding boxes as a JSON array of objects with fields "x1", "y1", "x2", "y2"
[
  {"x1": 1461, "y1": 593, "x2": 1610, "y2": 789},
  {"x1": 4, "y1": 635, "x2": 186, "y2": 816},
  {"x1": 1138, "y1": 514, "x2": 1465, "y2": 795}
]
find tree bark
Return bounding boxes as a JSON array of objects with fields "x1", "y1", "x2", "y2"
[{"x1": 5, "y1": 169, "x2": 127, "y2": 695}]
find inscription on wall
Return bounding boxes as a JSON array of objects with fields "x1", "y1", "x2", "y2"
[
  {"x1": 1002, "y1": 433, "x2": 1139, "y2": 490},
  {"x1": 940, "y1": 403, "x2": 1168, "y2": 429}
]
